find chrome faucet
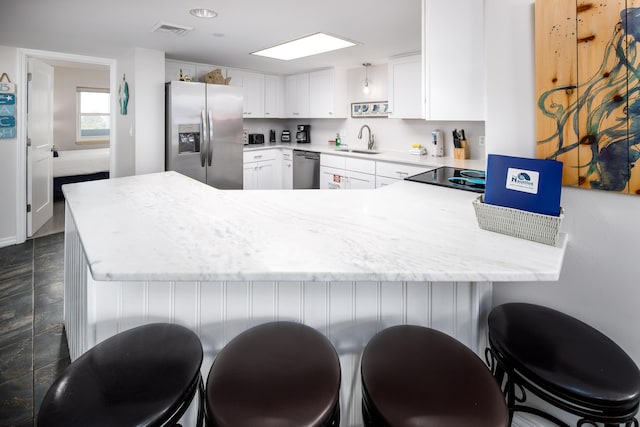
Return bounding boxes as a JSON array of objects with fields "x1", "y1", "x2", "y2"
[{"x1": 358, "y1": 124, "x2": 375, "y2": 150}]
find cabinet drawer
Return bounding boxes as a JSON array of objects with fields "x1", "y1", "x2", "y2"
[
  {"x1": 376, "y1": 161, "x2": 432, "y2": 180},
  {"x1": 345, "y1": 157, "x2": 375, "y2": 174},
  {"x1": 320, "y1": 154, "x2": 346, "y2": 169},
  {"x1": 281, "y1": 149, "x2": 293, "y2": 161},
  {"x1": 244, "y1": 149, "x2": 277, "y2": 163}
]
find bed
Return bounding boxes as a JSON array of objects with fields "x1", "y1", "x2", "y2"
[{"x1": 53, "y1": 148, "x2": 110, "y2": 200}]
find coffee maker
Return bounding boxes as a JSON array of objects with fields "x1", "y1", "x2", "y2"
[{"x1": 296, "y1": 125, "x2": 311, "y2": 143}]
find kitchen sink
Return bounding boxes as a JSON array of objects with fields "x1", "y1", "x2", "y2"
[{"x1": 334, "y1": 147, "x2": 382, "y2": 155}]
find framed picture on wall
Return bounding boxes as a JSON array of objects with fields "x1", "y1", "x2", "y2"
[{"x1": 351, "y1": 101, "x2": 388, "y2": 118}]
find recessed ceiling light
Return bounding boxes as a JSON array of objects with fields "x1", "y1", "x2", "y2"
[
  {"x1": 251, "y1": 32, "x2": 357, "y2": 61},
  {"x1": 189, "y1": 8, "x2": 218, "y2": 18}
]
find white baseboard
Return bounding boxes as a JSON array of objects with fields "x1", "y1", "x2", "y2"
[{"x1": 0, "y1": 236, "x2": 17, "y2": 248}]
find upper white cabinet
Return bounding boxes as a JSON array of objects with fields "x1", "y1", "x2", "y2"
[
  {"x1": 388, "y1": 54, "x2": 423, "y2": 119},
  {"x1": 264, "y1": 75, "x2": 284, "y2": 118},
  {"x1": 286, "y1": 68, "x2": 347, "y2": 118},
  {"x1": 242, "y1": 71, "x2": 265, "y2": 118},
  {"x1": 285, "y1": 73, "x2": 310, "y2": 118},
  {"x1": 423, "y1": 0, "x2": 485, "y2": 121},
  {"x1": 309, "y1": 68, "x2": 347, "y2": 118}
]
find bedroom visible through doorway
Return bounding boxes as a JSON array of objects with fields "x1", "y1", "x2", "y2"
[{"x1": 26, "y1": 56, "x2": 111, "y2": 237}]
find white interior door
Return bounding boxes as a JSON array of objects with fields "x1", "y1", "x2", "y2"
[{"x1": 27, "y1": 58, "x2": 54, "y2": 236}]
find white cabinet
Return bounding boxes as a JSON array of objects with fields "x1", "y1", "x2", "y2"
[
  {"x1": 320, "y1": 154, "x2": 376, "y2": 190},
  {"x1": 227, "y1": 69, "x2": 265, "y2": 118},
  {"x1": 285, "y1": 73, "x2": 310, "y2": 118},
  {"x1": 388, "y1": 54, "x2": 423, "y2": 119},
  {"x1": 264, "y1": 75, "x2": 284, "y2": 118},
  {"x1": 423, "y1": 0, "x2": 485, "y2": 120},
  {"x1": 243, "y1": 149, "x2": 278, "y2": 190},
  {"x1": 309, "y1": 68, "x2": 347, "y2": 118},
  {"x1": 375, "y1": 160, "x2": 433, "y2": 188},
  {"x1": 286, "y1": 68, "x2": 347, "y2": 118},
  {"x1": 281, "y1": 149, "x2": 293, "y2": 189}
]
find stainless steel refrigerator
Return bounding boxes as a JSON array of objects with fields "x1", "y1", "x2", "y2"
[{"x1": 165, "y1": 81, "x2": 243, "y2": 189}]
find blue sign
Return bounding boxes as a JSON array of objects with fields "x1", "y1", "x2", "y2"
[
  {"x1": 0, "y1": 105, "x2": 15, "y2": 115},
  {"x1": 0, "y1": 94, "x2": 16, "y2": 105},
  {"x1": 0, "y1": 116, "x2": 15, "y2": 127},
  {"x1": 0, "y1": 127, "x2": 16, "y2": 139}
]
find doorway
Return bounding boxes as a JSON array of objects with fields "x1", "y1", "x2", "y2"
[{"x1": 16, "y1": 49, "x2": 117, "y2": 243}]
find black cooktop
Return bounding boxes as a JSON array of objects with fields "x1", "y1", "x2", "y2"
[{"x1": 405, "y1": 167, "x2": 486, "y2": 193}]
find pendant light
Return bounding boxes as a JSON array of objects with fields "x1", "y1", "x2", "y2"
[{"x1": 362, "y1": 63, "x2": 371, "y2": 94}]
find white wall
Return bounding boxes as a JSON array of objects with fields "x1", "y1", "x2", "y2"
[
  {"x1": 113, "y1": 48, "x2": 165, "y2": 178},
  {"x1": 486, "y1": 0, "x2": 640, "y2": 369},
  {"x1": 0, "y1": 46, "x2": 18, "y2": 247},
  {"x1": 52, "y1": 66, "x2": 110, "y2": 151},
  {"x1": 133, "y1": 48, "x2": 165, "y2": 176}
]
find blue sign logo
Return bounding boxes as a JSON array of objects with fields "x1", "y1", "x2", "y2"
[
  {"x1": 0, "y1": 94, "x2": 15, "y2": 105},
  {"x1": 0, "y1": 116, "x2": 15, "y2": 127}
]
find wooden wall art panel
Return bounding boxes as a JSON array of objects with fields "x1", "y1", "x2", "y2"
[{"x1": 536, "y1": 0, "x2": 640, "y2": 194}]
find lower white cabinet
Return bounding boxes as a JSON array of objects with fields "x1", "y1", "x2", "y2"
[
  {"x1": 375, "y1": 161, "x2": 433, "y2": 188},
  {"x1": 243, "y1": 149, "x2": 278, "y2": 190},
  {"x1": 320, "y1": 154, "x2": 376, "y2": 190},
  {"x1": 281, "y1": 149, "x2": 293, "y2": 189}
]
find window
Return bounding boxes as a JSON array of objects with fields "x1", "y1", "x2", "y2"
[{"x1": 77, "y1": 88, "x2": 110, "y2": 141}]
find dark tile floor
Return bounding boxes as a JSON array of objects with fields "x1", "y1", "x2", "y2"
[{"x1": 0, "y1": 232, "x2": 70, "y2": 427}]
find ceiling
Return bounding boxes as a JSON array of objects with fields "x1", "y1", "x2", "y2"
[{"x1": 0, "y1": 0, "x2": 422, "y2": 75}]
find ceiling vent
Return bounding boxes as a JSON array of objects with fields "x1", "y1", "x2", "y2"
[{"x1": 151, "y1": 21, "x2": 193, "y2": 36}]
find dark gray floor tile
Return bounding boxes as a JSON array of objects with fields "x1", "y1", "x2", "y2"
[
  {"x1": 0, "y1": 291, "x2": 33, "y2": 345},
  {"x1": 34, "y1": 300, "x2": 63, "y2": 336},
  {"x1": 33, "y1": 266, "x2": 63, "y2": 290},
  {"x1": 34, "y1": 326, "x2": 69, "y2": 370},
  {"x1": 11, "y1": 418, "x2": 34, "y2": 427},
  {"x1": 34, "y1": 357, "x2": 70, "y2": 416},
  {"x1": 0, "y1": 373, "x2": 33, "y2": 427},
  {"x1": 0, "y1": 239, "x2": 33, "y2": 266},
  {"x1": 0, "y1": 264, "x2": 33, "y2": 288},
  {"x1": 0, "y1": 273, "x2": 32, "y2": 301},
  {"x1": 34, "y1": 281, "x2": 63, "y2": 310},
  {"x1": 0, "y1": 330, "x2": 32, "y2": 384},
  {"x1": 33, "y1": 233, "x2": 63, "y2": 254}
]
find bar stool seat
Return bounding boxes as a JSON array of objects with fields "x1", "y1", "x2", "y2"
[
  {"x1": 487, "y1": 303, "x2": 640, "y2": 426},
  {"x1": 205, "y1": 321, "x2": 341, "y2": 427},
  {"x1": 361, "y1": 325, "x2": 508, "y2": 427},
  {"x1": 37, "y1": 323, "x2": 204, "y2": 427}
]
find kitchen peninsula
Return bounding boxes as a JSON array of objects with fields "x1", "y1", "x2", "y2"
[{"x1": 63, "y1": 171, "x2": 567, "y2": 424}]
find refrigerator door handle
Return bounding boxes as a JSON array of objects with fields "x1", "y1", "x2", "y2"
[
  {"x1": 207, "y1": 109, "x2": 214, "y2": 166},
  {"x1": 200, "y1": 109, "x2": 207, "y2": 167}
]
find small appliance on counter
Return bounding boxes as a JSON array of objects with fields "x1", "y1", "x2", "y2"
[
  {"x1": 296, "y1": 125, "x2": 311, "y2": 143},
  {"x1": 405, "y1": 167, "x2": 485, "y2": 193},
  {"x1": 269, "y1": 129, "x2": 276, "y2": 143},
  {"x1": 248, "y1": 133, "x2": 264, "y2": 145},
  {"x1": 281, "y1": 130, "x2": 291, "y2": 142},
  {"x1": 430, "y1": 130, "x2": 444, "y2": 157}
]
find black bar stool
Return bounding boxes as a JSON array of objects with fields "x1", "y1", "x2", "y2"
[
  {"x1": 361, "y1": 324, "x2": 508, "y2": 427},
  {"x1": 37, "y1": 323, "x2": 204, "y2": 427},
  {"x1": 487, "y1": 303, "x2": 640, "y2": 426},
  {"x1": 205, "y1": 321, "x2": 341, "y2": 427}
]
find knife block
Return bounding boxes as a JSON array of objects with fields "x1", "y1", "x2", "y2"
[{"x1": 454, "y1": 140, "x2": 469, "y2": 159}]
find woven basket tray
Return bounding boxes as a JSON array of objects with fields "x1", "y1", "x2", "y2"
[{"x1": 472, "y1": 196, "x2": 563, "y2": 245}]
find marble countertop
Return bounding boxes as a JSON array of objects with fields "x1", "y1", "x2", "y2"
[
  {"x1": 244, "y1": 143, "x2": 487, "y2": 171},
  {"x1": 63, "y1": 171, "x2": 567, "y2": 283}
]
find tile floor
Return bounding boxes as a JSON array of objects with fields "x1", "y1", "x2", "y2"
[{"x1": 0, "y1": 232, "x2": 70, "y2": 426}]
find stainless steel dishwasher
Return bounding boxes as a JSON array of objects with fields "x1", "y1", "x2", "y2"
[{"x1": 292, "y1": 150, "x2": 320, "y2": 189}]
